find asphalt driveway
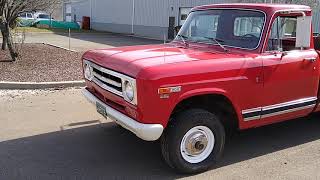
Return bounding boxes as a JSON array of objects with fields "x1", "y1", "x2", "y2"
[{"x1": 1, "y1": 89, "x2": 320, "y2": 180}]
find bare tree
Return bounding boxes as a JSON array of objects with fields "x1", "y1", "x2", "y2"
[{"x1": 0, "y1": 0, "x2": 62, "y2": 61}]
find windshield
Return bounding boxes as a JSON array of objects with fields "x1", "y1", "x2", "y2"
[{"x1": 176, "y1": 9, "x2": 265, "y2": 49}]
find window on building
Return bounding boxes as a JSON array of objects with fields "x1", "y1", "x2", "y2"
[
  {"x1": 267, "y1": 17, "x2": 297, "y2": 51},
  {"x1": 181, "y1": 14, "x2": 188, "y2": 21},
  {"x1": 179, "y1": 7, "x2": 192, "y2": 26}
]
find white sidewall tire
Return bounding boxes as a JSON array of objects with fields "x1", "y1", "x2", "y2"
[{"x1": 160, "y1": 109, "x2": 226, "y2": 174}]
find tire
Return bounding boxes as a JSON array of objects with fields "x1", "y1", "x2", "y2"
[{"x1": 160, "y1": 109, "x2": 225, "y2": 174}]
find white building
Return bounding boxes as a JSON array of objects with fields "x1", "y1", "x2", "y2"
[{"x1": 64, "y1": 0, "x2": 320, "y2": 40}]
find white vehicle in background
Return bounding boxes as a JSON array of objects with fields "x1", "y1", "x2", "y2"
[
  {"x1": 18, "y1": 11, "x2": 53, "y2": 27},
  {"x1": 17, "y1": 12, "x2": 35, "y2": 26},
  {"x1": 18, "y1": 12, "x2": 34, "y2": 21},
  {"x1": 33, "y1": 12, "x2": 53, "y2": 22}
]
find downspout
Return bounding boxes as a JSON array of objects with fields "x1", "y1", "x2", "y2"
[
  {"x1": 131, "y1": 0, "x2": 135, "y2": 34},
  {"x1": 90, "y1": 0, "x2": 92, "y2": 18},
  {"x1": 90, "y1": 0, "x2": 92, "y2": 29}
]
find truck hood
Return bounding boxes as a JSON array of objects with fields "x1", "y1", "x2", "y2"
[{"x1": 83, "y1": 43, "x2": 247, "y2": 77}]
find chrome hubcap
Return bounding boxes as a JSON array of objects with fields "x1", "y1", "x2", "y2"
[
  {"x1": 184, "y1": 131, "x2": 208, "y2": 156},
  {"x1": 180, "y1": 126, "x2": 215, "y2": 164}
]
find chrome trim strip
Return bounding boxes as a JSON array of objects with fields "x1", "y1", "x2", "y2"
[
  {"x1": 242, "y1": 107, "x2": 262, "y2": 121},
  {"x1": 93, "y1": 72, "x2": 122, "y2": 88},
  {"x1": 242, "y1": 107, "x2": 262, "y2": 114},
  {"x1": 261, "y1": 104, "x2": 315, "y2": 119},
  {"x1": 190, "y1": 8, "x2": 267, "y2": 51},
  {"x1": 244, "y1": 116, "x2": 261, "y2": 122},
  {"x1": 82, "y1": 88, "x2": 163, "y2": 141},
  {"x1": 262, "y1": 97, "x2": 317, "y2": 111},
  {"x1": 242, "y1": 97, "x2": 317, "y2": 121}
]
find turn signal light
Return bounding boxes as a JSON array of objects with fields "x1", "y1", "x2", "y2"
[{"x1": 158, "y1": 86, "x2": 181, "y2": 94}]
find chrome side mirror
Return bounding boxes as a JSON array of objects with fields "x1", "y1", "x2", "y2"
[{"x1": 296, "y1": 16, "x2": 312, "y2": 49}]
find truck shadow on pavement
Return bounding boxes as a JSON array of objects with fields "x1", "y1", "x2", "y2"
[{"x1": 1, "y1": 113, "x2": 320, "y2": 179}]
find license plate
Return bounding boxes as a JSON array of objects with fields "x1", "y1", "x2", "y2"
[{"x1": 96, "y1": 102, "x2": 108, "y2": 118}]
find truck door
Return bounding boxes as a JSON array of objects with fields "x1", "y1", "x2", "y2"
[{"x1": 260, "y1": 15, "x2": 320, "y2": 122}]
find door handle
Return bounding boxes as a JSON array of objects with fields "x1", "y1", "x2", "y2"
[{"x1": 304, "y1": 57, "x2": 317, "y2": 62}]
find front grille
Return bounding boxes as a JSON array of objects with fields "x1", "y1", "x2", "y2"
[
  {"x1": 93, "y1": 68, "x2": 122, "y2": 92},
  {"x1": 89, "y1": 62, "x2": 124, "y2": 97},
  {"x1": 84, "y1": 59, "x2": 137, "y2": 105}
]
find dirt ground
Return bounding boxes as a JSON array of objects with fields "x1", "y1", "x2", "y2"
[{"x1": 0, "y1": 44, "x2": 83, "y2": 82}]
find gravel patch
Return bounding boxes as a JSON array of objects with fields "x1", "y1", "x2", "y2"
[{"x1": 0, "y1": 44, "x2": 84, "y2": 82}]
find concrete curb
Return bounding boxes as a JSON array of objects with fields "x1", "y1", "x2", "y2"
[
  {"x1": 22, "y1": 31, "x2": 112, "y2": 35},
  {"x1": 43, "y1": 43, "x2": 78, "y2": 52},
  {"x1": 0, "y1": 80, "x2": 85, "y2": 90}
]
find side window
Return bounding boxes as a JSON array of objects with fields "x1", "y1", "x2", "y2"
[
  {"x1": 18, "y1": 13, "x2": 26, "y2": 18},
  {"x1": 267, "y1": 16, "x2": 297, "y2": 51},
  {"x1": 27, "y1": 13, "x2": 33, "y2": 18},
  {"x1": 234, "y1": 17, "x2": 264, "y2": 37}
]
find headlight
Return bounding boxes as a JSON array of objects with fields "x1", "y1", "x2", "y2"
[
  {"x1": 124, "y1": 81, "x2": 134, "y2": 101},
  {"x1": 84, "y1": 62, "x2": 94, "y2": 81}
]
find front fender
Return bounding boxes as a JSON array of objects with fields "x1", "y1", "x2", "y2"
[{"x1": 172, "y1": 88, "x2": 243, "y2": 124}]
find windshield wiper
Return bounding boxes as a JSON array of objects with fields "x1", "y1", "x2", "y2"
[
  {"x1": 176, "y1": 34, "x2": 189, "y2": 48},
  {"x1": 204, "y1": 37, "x2": 229, "y2": 53}
]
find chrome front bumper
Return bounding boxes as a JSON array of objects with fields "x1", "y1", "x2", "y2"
[{"x1": 82, "y1": 88, "x2": 164, "y2": 141}]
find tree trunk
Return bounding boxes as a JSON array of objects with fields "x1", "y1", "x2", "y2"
[
  {"x1": 3, "y1": 24, "x2": 17, "y2": 61},
  {"x1": 1, "y1": 30, "x2": 7, "y2": 50}
]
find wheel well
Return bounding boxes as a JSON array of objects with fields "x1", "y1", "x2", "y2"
[{"x1": 171, "y1": 94, "x2": 239, "y2": 133}]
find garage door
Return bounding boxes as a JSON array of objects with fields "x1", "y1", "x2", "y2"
[
  {"x1": 65, "y1": 3, "x2": 72, "y2": 22},
  {"x1": 179, "y1": 8, "x2": 192, "y2": 26}
]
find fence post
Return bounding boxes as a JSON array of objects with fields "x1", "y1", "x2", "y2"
[{"x1": 68, "y1": 28, "x2": 71, "y2": 50}]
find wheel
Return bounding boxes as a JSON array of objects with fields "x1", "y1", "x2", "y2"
[{"x1": 160, "y1": 109, "x2": 225, "y2": 174}]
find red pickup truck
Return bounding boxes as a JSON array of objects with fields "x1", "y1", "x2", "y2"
[{"x1": 82, "y1": 3, "x2": 320, "y2": 173}]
